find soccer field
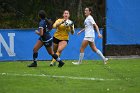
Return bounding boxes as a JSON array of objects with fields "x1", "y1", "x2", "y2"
[{"x1": 0, "y1": 59, "x2": 140, "y2": 93}]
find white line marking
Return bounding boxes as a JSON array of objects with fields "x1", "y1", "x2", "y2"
[{"x1": 0, "y1": 73, "x2": 120, "y2": 81}]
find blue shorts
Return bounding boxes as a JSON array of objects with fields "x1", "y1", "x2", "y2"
[{"x1": 38, "y1": 33, "x2": 52, "y2": 47}]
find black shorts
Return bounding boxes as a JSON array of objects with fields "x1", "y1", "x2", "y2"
[
  {"x1": 53, "y1": 37, "x2": 69, "y2": 44},
  {"x1": 38, "y1": 33, "x2": 53, "y2": 47}
]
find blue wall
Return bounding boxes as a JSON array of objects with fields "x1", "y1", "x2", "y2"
[
  {"x1": 0, "y1": 29, "x2": 103, "y2": 61},
  {"x1": 106, "y1": 0, "x2": 140, "y2": 45}
]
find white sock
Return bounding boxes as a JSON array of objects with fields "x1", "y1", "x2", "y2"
[
  {"x1": 96, "y1": 49, "x2": 106, "y2": 60},
  {"x1": 78, "y1": 53, "x2": 84, "y2": 63}
]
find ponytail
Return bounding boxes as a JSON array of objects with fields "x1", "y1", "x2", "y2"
[{"x1": 45, "y1": 18, "x2": 53, "y2": 31}]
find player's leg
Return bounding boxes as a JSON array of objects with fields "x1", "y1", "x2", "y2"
[
  {"x1": 57, "y1": 40, "x2": 68, "y2": 54},
  {"x1": 51, "y1": 40, "x2": 68, "y2": 64},
  {"x1": 50, "y1": 42, "x2": 59, "y2": 66},
  {"x1": 46, "y1": 46, "x2": 64, "y2": 67},
  {"x1": 72, "y1": 40, "x2": 89, "y2": 65},
  {"x1": 28, "y1": 40, "x2": 43, "y2": 67},
  {"x1": 50, "y1": 37, "x2": 60, "y2": 66},
  {"x1": 50, "y1": 40, "x2": 67, "y2": 66},
  {"x1": 89, "y1": 42, "x2": 108, "y2": 64}
]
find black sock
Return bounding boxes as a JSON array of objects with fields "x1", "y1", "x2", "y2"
[
  {"x1": 52, "y1": 54, "x2": 62, "y2": 63},
  {"x1": 33, "y1": 52, "x2": 38, "y2": 63}
]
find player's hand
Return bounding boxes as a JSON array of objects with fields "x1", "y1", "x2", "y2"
[
  {"x1": 70, "y1": 25, "x2": 73, "y2": 30},
  {"x1": 98, "y1": 33, "x2": 103, "y2": 38},
  {"x1": 69, "y1": 21, "x2": 74, "y2": 26},
  {"x1": 61, "y1": 19, "x2": 66, "y2": 24},
  {"x1": 77, "y1": 31, "x2": 81, "y2": 35},
  {"x1": 35, "y1": 30, "x2": 39, "y2": 34}
]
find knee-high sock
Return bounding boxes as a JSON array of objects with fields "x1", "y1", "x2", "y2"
[
  {"x1": 33, "y1": 52, "x2": 38, "y2": 63},
  {"x1": 52, "y1": 53, "x2": 62, "y2": 63},
  {"x1": 51, "y1": 52, "x2": 60, "y2": 63},
  {"x1": 78, "y1": 53, "x2": 84, "y2": 63},
  {"x1": 96, "y1": 49, "x2": 105, "y2": 60}
]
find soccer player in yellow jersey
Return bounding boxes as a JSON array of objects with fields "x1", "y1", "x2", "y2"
[{"x1": 50, "y1": 10, "x2": 74, "y2": 66}]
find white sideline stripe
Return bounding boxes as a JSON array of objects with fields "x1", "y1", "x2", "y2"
[{"x1": 0, "y1": 73, "x2": 120, "y2": 81}]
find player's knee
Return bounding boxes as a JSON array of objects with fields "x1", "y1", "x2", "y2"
[
  {"x1": 57, "y1": 50, "x2": 62, "y2": 54},
  {"x1": 57, "y1": 47, "x2": 64, "y2": 53},
  {"x1": 33, "y1": 47, "x2": 38, "y2": 53},
  {"x1": 80, "y1": 47, "x2": 84, "y2": 53}
]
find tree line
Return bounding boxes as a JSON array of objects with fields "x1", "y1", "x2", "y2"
[{"x1": 0, "y1": 0, "x2": 105, "y2": 29}]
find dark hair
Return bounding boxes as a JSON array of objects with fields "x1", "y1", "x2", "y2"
[
  {"x1": 45, "y1": 18, "x2": 53, "y2": 31},
  {"x1": 63, "y1": 10, "x2": 70, "y2": 15},
  {"x1": 64, "y1": 10, "x2": 70, "y2": 13},
  {"x1": 38, "y1": 10, "x2": 46, "y2": 19},
  {"x1": 86, "y1": 7, "x2": 93, "y2": 13}
]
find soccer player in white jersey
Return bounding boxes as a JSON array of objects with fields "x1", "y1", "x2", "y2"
[{"x1": 72, "y1": 7, "x2": 108, "y2": 65}]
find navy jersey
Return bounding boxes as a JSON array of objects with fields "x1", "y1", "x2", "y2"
[
  {"x1": 39, "y1": 19, "x2": 48, "y2": 33},
  {"x1": 38, "y1": 19, "x2": 52, "y2": 47}
]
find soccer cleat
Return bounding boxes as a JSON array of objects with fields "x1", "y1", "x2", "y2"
[
  {"x1": 58, "y1": 61, "x2": 65, "y2": 67},
  {"x1": 72, "y1": 62, "x2": 81, "y2": 65},
  {"x1": 50, "y1": 63, "x2": 53, "y2": 67},
  {"x1": 50, "y1": 62, "x2": 56, "y2": 67},
  {"x1": 104, "y1": 58, "x2": 108, "y2": 64},
  {"x1": 27, "y1": 62, "x2": 37, "y2": 67}
]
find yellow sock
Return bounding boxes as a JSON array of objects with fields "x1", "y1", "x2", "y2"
[
  {"x1": 51, "y1": 52, "x2": 60, "y2": 63},
  {"x1": 56, "y1": 52, "x2": 60, "y2": 56}
]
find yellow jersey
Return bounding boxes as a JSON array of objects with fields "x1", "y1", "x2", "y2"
[{"x1": 53, "y1": 18, "x2": 74, "y2": 40}]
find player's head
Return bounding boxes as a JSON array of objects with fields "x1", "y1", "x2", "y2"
[
  {"x1": 38, "y1": 10, "x2": 46, "y2": 19},
  {"x1": 63, "y1": 10, "x2": 70, "y2": 20},
  {"x1": 84, "y1": 7, "x2": 92, "y2": 16}
]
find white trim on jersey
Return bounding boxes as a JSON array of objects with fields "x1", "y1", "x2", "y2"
[{"x1": 39, "y1": 27, "x2": 44, "y2": 29}]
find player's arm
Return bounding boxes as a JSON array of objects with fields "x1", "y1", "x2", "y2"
[
  {"x1": 90, "y1": 17, "x2": 102, "y2": 38},
  {"x1": 93, "y1": 24, "x2": 102, "y2": 38},
  {"x1": 36, "y1": 21, "x2": 44, "y2": 36},
  {"x1": 35, "y1": 28, "x2": 43, "y2": 36},
  {"x1": 70, "y1": 24, "x2": 75, "y2": 35},
  {"x1": 53, "y1": 19, "x2": 66, "y2": 28},
  {"x1": 77, "y1": 28, "x2": 85, "y2": 35}
]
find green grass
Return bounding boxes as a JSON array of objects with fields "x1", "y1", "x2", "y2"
[{"x1": 0, "y1": 59, "x2": 140, "y2": 93}]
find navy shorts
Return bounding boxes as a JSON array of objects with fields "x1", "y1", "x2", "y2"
[{"x1": 38, "y1": 33, "x2": 53, "y2": 47}]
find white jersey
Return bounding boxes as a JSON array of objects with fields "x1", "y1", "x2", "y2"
[{"x1": 84, "y1": 15, "x2": 96, "y2": 37}]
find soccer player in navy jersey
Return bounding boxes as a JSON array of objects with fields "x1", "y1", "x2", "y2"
[{"x1": 28, "y1": 10, "x2": 64, "y2": 67}]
